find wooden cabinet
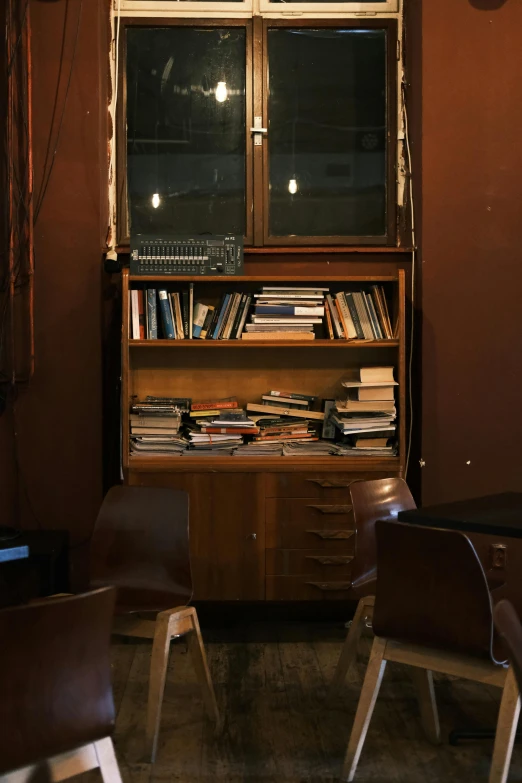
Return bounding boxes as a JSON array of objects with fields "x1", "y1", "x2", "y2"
[
  {"x1": 128, "y1": 472, "x2": 265, "y2": 601},
  {"x1": 123, "y1": 268, "x2": 407, "y2": 602}
]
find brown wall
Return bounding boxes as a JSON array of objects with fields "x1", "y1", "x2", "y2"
[
  {"x1": 2, "y1": 0, "x2": 522, "y2": 563},
  {"x1": 1, "y1": 0, "x2": 108, "y2": 584},
  {"x1": 419, "y1": 0, "x2": 522, "y2": 503}
]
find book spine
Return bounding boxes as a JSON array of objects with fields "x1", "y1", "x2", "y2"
[
  {"x1": 370, "y1": 286, "x2": 390, "y2": 339},
  {"x1": 345, "y1": 293, "x2": 365, "y2": 339},
  {"x1": 137, "y1": 290, "x2": 145, "y2": 339},
  {"x1": 200, "y1": 306, "x2": 215, "y2": 340},
  {"x1": 147, "y1": 289, "x2": 158, "y2": 339},
  {"x1": 172, "y1": 293, "x2": 184, "y2": 340},
  {"x1": 230, "y1": 294, "x2": 245, "y2": 338},
  {"x1": 380, "y1": 286, "x2": 394, "y2": 337},
  {"x1": 131, "y1": 289, "x2": 140, "y2": 340},
  {"x1": 235, "y1": 294, "x2": 251, "y2": 338},
  {"x1": 365, "y1": 291, "x2": 383, "y2": 339},
  {"x1": 321, "y1": 400, "x2": 337, "y2": 439},
  {"x1": 192, "y1": 401, "x2": 238, "y2": 411},
  {"x1": 336, "y1": 293, "x2": 357, "y2": 339},
  {"x1": 158, "y1": 290, "x2": 175, "y2": 339},
  {"x1": 206, "y1": 301, "x2": 221, "y2": 339},
  {"x1": 352, "y1": 292, "x2": 373, "y2": 339},
  {"x1": 192, "y1": 303, "x2": 209, "y2": 339},
  {"x1": 254, "y1": 305, "x2": 325, "y2": 316},
  {"x1": 324, "y1": 303, "x2": 334, "y2": 339},
  {"x1": 326, "y1": 294, "x2": 343, "y2": 338},
  {"x1": 201, "y1": 427, "x2": 260, "y2": 435},
  {"x1": 213, "y1": 294, "x2": 231, "y2": 339},
  {"x1": 188, "y1": 283, "x2": 194, "y2": 340},
  {"x1": 262, "y1": 399, "x2": 305, "y2": 410},
  {"x1": 268, "y1": 391, "x2": 315, "y2": 401},
  {"x1": 223, "y1": 293, "x2": 241, "y2": 339},
  {"x1": 334, "y1": 297, "x2": 349, "y2": 340},
  {"x1": 168, "y1": 291, "x2": 177, "y2": 339},
  {"x1": 219, "y1": 294, "x2": 236, "y2": 339},
  {"x1": 181, "y1": 290, "x2": 190, "y2": 338}
]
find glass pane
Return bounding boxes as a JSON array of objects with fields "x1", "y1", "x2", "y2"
[
  {"x1": 126, "y1": 27, "x2": 246, "y2": 236},
  {"x1": 267, "y1": 28, "x2": 387, "y2": 238}
]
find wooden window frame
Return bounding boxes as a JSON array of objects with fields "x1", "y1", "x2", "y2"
[
  {"x1": 259, "y1": 18, "x2": 398, "y2": 246},
  {"x1": 117, "y1": 16, "x2": 398, "y2": 247},
  {"x1": 117, "y1": 18, "x2": 254, "y2": 247}
]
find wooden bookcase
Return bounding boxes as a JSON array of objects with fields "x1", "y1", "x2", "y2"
[{"x1": 122, "y1": 267, "x2": 406, "y2": 602}]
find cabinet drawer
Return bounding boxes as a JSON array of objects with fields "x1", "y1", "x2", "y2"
[
  {"x1": 266, "y1": 576, "x2": 352, "y2": 601},
  {"x1": 265, "y1": 472, "x2": 393, "y2": 499},
  {"x1": 266, "y1": 497, "x2": 355, "y2": 549},
  {"x1": 266, "y1": 549, "x2": 353, "y2": 578}
]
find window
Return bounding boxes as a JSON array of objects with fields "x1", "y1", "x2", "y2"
[{"x1": 118, "y1": 18, "x2": 398, "y2": 246}]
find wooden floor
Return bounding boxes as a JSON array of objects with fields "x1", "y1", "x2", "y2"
[{"x1": 96, "y1": 621, "x2": 522, "y2": 782}]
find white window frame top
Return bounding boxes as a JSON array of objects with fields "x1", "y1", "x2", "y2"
[
  {"x1": 115, "y1": 0, "x2": 254, "y2": 18},
  {"x1": 115, "y1": 0, "x2": 398, "y2": 18}
]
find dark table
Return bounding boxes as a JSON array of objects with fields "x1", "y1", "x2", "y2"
[
  {"x1": 398, "y1": 492, "x2": 522, "y2": 538},
  {"x1": 0, "y1": 530, "x2": 69, "y2": 608}
]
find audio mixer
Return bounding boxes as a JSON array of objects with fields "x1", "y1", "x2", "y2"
[{"x1": 130, "y1": 234, "x2": 244, "y2": 276}]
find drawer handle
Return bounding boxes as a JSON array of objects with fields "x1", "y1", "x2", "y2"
[
  {"x1": 306, "y1": 581, "x2": 352, "y2": 591},
  {"x1": 306, "y1": 555, "x2": 353, "y2": 566},
  {"x1": 306, "y1": 478, "x2": 355, "y2": 488},
  {"x1": 307, "y1": 529, "x2": 355, "y2": 540},
  {"x1": 307, "y1": 504, "x2": 352, "y2": 514}
]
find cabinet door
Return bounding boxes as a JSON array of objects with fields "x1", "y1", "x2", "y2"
[{"x1": 128, "y1": 472, "x2": 265, "y2": 600}]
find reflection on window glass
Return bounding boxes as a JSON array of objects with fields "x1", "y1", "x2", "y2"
[
  {"x1": 126, "y1": 28, "x2": 246, "y2": 236},
  {"x1": 268, "y1": 28, "x2": 387, "y2": 238}
]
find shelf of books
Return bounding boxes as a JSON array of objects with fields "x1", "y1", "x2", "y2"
[{"x1": 122, "y1": 269, "x2": 406, "y2": 473}]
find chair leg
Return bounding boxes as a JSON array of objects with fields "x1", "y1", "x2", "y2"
[
  {"x1": 410, "y1": 668, "x2": 441, "y2": 745},
  {"x1": 489, "y1": 666, "x2": 521, "y2": 783},
  {"x1": 341, "y1": 634, "x2": 387, "y2": 782},
  {"x1": 187, "y1": 608, "x2": 220, "y2": 728},
  {"x1": 145, "y1": 612, "x2": 172, "y2": 763},
  {"x1": 330, "y1": 596, "x2": 374, "y2": 696},
  {"x1": 93, "y1": 738, "x2": 123, "y2": 783}
]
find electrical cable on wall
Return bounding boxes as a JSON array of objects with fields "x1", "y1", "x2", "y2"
[
  {"x1": 34, "y1": 0, "x2": 83, "y2": 224},
  {"x1": 402, "y1": 78, "x2": 416, "y2": 479}
]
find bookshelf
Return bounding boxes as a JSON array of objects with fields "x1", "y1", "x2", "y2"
[{"x1": 122, "y1": 267, "x2": 406, "y2": 601}]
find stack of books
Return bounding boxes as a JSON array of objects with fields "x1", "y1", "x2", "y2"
[
  {"x1": 324, "y1": 286, "x2": 394, "y2": 340},
  {"x1": 331, "y1": 367, "x2": 398, "y2": 455},
  {"x1": 242, "y1": 287, "x2": 328, "y2": 341},
  {"x1": 246, "y1": 390, "x2": 325, "y2": 421},
  {"x1": 185, "y1": 398, "x2": 257, "y2": 453},
  {"x1": 129, "y1": 396, "x2": 189, "y2": 455}
]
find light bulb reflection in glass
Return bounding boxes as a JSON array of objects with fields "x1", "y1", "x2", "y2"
[
  {"x1": 215, "y1": 82, "x2": 228, "y2": 103},
  {"x1": 151, "y1": 193, "x2": 161, "y2": 209},
  {"x1": 288, "y1": 178, "x2": 298, "y2": 195}
]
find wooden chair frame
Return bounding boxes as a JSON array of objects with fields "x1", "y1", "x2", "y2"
[
  {"x1": 342, "y1": 635, "x2": 520, "y2": 783},
  {"x1": 330, "y1": 595, "x2": 375, "y2": 692},
  {"x1": 0, "y1": 737, "x2": 122, "y2": 783},
  {"x1": 114, "y1": 605, "x2": 220, "y2": 762}
]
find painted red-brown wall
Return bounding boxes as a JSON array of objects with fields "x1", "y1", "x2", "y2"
[
  {"x1": 0, "y1": 0, "x2": 108, "y2": 584},
  {"x1": 419, "y1": 0, "x2": 522, "y2": 503},
  {"x1": 2, "y1": 0, "x2": 522, "y2": 567}
]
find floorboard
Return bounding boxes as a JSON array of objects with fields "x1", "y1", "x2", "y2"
[{"x1": 81, "y1": 621, "x2": 522, "y2": 782}]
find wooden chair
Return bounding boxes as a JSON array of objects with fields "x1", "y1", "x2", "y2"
[
  {"x1": 90, "y1": 485, "x2": 219, "y2": 763},
  {"x1": 342, "y1": 520, "x2": 519, "y2": 783},
  {"x1": 330, "y1": 478, "x2": 416, "y2": 691},
  {"x1": 495, "y1": 599, "x2": 522, "y2": 693},
  {"x1": 0, "y1": 587, "x2": 122, "y2": 783}
]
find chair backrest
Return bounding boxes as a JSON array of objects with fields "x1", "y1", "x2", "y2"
[
  {"x1": 90, "y1": 486, "x2": 192, "y2": 611},
  {"x1": 350, "y1": 478, "x2": 416, "y2": 591},
  {"x1": 494, "y1": 600, "x2": 522, "y2": 690},
  {"x1": 0, "y1": 587, "x2": 116, "y2": 775},
  {"x1": 373, "y1": 520, "x2": 504, "y2": 663}
]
